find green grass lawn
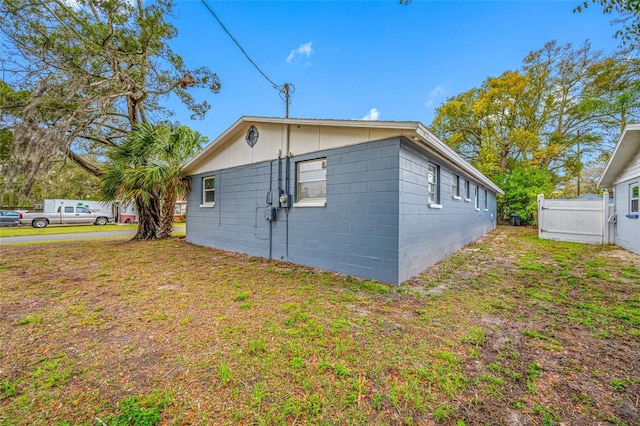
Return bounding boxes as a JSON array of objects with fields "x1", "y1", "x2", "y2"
[
  {"x1": 0, "y1": 226, "x2": 638, "y2": 425},
  {"x1": 0, "y1": 222, "x2": 185, "y2": 237}
]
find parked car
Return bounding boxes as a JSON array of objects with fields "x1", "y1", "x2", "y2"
[
  {"x1": 0, "y1": 210, "x2": 22, "y2": 227},
  {"x1": 19, "y1": 206, "x2": 112, "y2": 228}
]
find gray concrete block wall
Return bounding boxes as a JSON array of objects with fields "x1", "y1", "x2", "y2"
[
  {"x1": 614, "y1": 178, "x2": 640, "y2": 254},
  {"x1": 186, "y1": 162, "x2": 274, "y2": 258},
  {"x1": 186, "y1": 138, "x2": 402, "y2": 284},
  {"x1": 279, "y1": 138, "x2": 401, "y2": 283},
  {"x1": 186, "y1": 136, "x2": 498, "y2": 285},
  {"x1": 397, "y1": 140, "x2": 496, "y2": 282}
]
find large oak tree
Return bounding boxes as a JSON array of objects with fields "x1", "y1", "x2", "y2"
[
  {"x1": 431, "y1": 41, "x2": 639, "y2": 221},
  {"x1": 0, "y1": 0, "x2": 219, "y2": 223}
]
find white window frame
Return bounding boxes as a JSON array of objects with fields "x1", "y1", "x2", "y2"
[
  {"x1": 464, "y1": 179, "x2": 471, "y2": 202},
  {"x1": 295, "y1": 158, "x2": 327, "y2": 207},
  {"x1": 428, "y1": 163, "x2": 442, "y2": 208},
  {"x1": 631, "y1": 182, "x2": 639, "y2": 214},
  {"x1": 201, "y1": 176, "x2": 215, "y2": 207},
  {"x1": 474, "y1": 185, "x2": 480, "y2": 211},
  {"x1": 452, "y1": 174, "x2": 461, "y2": 200}
]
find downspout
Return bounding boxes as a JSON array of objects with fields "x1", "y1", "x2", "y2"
[
  {"x1": 218, "y1": 170, "x2": 222, "y2": 226},
  {"x1": 285, "y1": 123, "x2": 291, "y2": 258},
  {"x1": 269, "y1": 161, "x2": 273, "y2": 259}
]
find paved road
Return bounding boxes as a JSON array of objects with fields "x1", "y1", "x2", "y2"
[{"x1": 0, "y1": 229, "x2": 138, "y2": 244}]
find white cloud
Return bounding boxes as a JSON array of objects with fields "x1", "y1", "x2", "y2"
[
  {"x1": 425, "y1": 84, "x2": 447, "y2": 107},
  {"x1": 362, "y1": 108, "x2": 380, "y2": 121},
  {"x1": 287, "y1": 42, "x2": 313, "y2": 63}
]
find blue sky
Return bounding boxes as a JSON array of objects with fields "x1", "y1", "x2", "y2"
[{"x1": 167, "y1": 1, "x2": 623, "y2": 140}]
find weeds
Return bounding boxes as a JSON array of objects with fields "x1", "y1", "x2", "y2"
[
  {"x1": 101, "y1": 394, "x2": 168, "y2": 426},
  {"x1": 1, "y1": 228, "x2": 638, "y2": 425},
  {"x1": 218, "y1": 363, "x2": 233, "y2": 386},
  {"x1": 0, "y1": 378, "x2": 17, "y2": 399}
]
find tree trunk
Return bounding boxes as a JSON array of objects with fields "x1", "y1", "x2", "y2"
[
  {"x1": 132, "y1": 193, "x2": 161, "y2": 240},
  {"x1": 159, "y1": 185, "x2": 177, "y2": 239}
]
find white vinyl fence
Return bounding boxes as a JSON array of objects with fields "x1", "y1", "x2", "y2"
[{"x1": 537, "y1": 192, "x2": 615, "y2": 244}]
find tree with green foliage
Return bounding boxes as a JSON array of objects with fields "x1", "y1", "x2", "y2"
[
  {"x1": 579, "y1": 50, "x2": 640, "y2": 134},
  {"x1": 574, "y1": 0, "x2": 640, "y2": 48},
  {"x1": 0, "y1": 0, "x2": 219, "y2": 212},
  {"x1": 101, "y1": 123, "x2": 206, "y2": 240},
  {"x1": 153, "y1": 125, "x2": 207, "y2": 238},
  {"x1": 494, "y1": 164, "x2": 555, "y2": 224},
  {"x1": 431, "y1": 40, "x2": 638, "y2": 220}
]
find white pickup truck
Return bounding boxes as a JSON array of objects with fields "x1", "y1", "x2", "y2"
[{"x1": 19, "y1": 206, "x2": 113, "y2": 228}]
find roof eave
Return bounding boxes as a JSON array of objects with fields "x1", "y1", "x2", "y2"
[
  {"x1": 598, "y1": 123, "x2": 640, "y2": 188},
  {"x1": 181, "y1": 117, "x2": 504, "y2": 196},
  {"x1": 181, "y1": 116, "x2": 422, "y2": 176},
  {"x1": 414, "y1": 124, "x2": 504, "y2": 195}
]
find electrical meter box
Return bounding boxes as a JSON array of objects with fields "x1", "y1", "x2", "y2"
[
  {"x1": 264, "y1": 207, "x2": 277, "y2": 221},
  {"x1": 279, "y1": 193, "x2": 290, "y2": 208}
]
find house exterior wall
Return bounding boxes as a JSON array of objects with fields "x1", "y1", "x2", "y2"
[
  {"x1": 186, "y1": 136, "x2": 499, "y2": 285},
  {"x1": 613, "y1": 175, "x2": 640, "y2": 254},
  {"x1": 397, "y1": 141, "x2": 497, "y2": 282},
  {"x1": 186, "y1": 138, "x2": 401, "y2": 284}
]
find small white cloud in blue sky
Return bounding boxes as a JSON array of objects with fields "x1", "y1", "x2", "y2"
[
  {"x1": 287, "y1": 42, "x2": 313, "y2": 63},
  {"x1": 425, "y1": 84, "x2": 447, "y2": 108},
  {"x1": 362, "y1": 108, "x2": 380, "y2": 121}
]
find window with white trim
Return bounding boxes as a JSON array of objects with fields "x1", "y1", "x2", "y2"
[
  {"x1": 452, "y1": 174, "x2": 461, "y2": 199},
  {"x1": 202, "y1": 176, "x2": 215, "y2": 205},
  {"x1": 428, "y1": 163, "x2": 440, "y2": 206},
  {"x1": 484, "y1": 189, "x2": 488, "y2": 210},
  {"x1": 296, "y1": 158, "x2": 326, "y2": 205},
  {"x1": 474, "y1": 185, "x2": 479, "y2": 210},
  {"x1": 631, "y1": 183, "x2": 639, "y2": 214},
  {"x1": 464, "y1": 179, "x2": 470, "y2": 201}
]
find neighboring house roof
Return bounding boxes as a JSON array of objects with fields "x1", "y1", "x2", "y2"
[
  {"x1": 599, "y1": 123, "x2": 640, "y2": 188},
  {"x1": 575, "y1": 194, "x2": 604, "y2": 200},
  {"x1": 183, "y1": 116, "x2": 504, "y2": 195}
]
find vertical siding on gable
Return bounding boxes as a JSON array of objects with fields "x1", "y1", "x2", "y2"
[
  {"x1": 614, "y1": 177, "x2": 640, "y2": 254},
  {"x1": 397, "y1": 140, "x2": 497, "y2": 282}
]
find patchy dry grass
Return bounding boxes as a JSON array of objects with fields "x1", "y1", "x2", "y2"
[
  {"x1": 0, "y1": 227, "x2": 638, "y2": 425},
  {"x1": 0, "y1": 223, "x2": 185, "y2": 238}
]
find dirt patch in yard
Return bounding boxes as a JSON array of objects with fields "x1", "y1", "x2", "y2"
[{"x1": 0, "y1": 226, "x2": 638, "y2": 425}]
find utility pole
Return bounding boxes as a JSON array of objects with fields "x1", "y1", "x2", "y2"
[{"x1": 282, "y1": 83, "x2": 291, "y2": 118}]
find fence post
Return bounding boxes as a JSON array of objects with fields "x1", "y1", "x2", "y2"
[{"x1": 537, "y1": 194, "x2": 545, "y2": 239}]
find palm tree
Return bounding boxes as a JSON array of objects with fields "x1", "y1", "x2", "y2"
[
  {"x1": 100, "y1": 123, "x2": 206, "y2": 240},
  {"x1": 155, "y1": 125, "x2": 207, "y2": 238}
]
